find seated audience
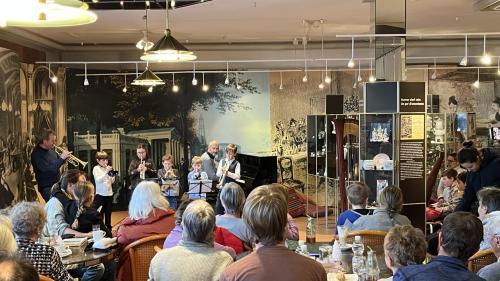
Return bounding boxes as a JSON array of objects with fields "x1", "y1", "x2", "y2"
[
  {"x1": 351, "y1": 185, "x2": 411, "y2": 231},
  {"x1": 149, "y1": 200, "x2": 233, "y2": 281},
  {"x1": 477, "y1": 187, "x2": 500, "y2": 250},
  {"x1": 220, "y1": 184, "x2": 327, "y2": 281},
  {"x1": 381, "y1": 225, "x2": 427, "y2": 281},
  {"x1": 163, "y1": 199, "x2": 236, "y2": 259},
  {"x1": 477, "y1": 219, "x2": 500, "y2": 281},
  {"x1": 216, "y1": 182, "x2": 253, "y2": 245},
  {"x1": 10, "y1": 201, "x2": 74, "y2": 281},
  {"x1": 69, "y1": 181, "x2": 112, "y2": 237},
  {"x1": 436, "y1": 169, "x2": 462, "y2": 215},
  {"x1": 457, "y1": 171, "x2": 467, "y2": 195},
  {"x1": 0, "y1": 216, "x2": 16, "y2": 253},
  {"x1": 268, "y1": 183, "x2": 300, "y2": 241},
  {"x1": 394, "y1": 212, "x2": 484, "y2": 281},
  {"x1": 0, "y1": 252, "x2": 39, "y2": 281},
  {"x1": 115, "y1": 181, "x2": 175, "y2": 246},
  {"x1": 436, "y1": 152, "x2": 466, "y2": 199},
  {"x1": 336, "y1": 182, "x2": 371, "y2": 231}
]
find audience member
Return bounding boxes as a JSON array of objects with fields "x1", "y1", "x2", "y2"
[
  {"x1": 0, "y1": 216, "x2": 16, "y2": 253},
  {"x1": 436, "y1": 153, "x2": 466, "y2": 198},
  {"x1": 92, "y1": 151, "x2": 115, "y2": 230},
  {"x1": 216, "y1": 183, "x2": 253, "y2": 244},
  {"x1": 220, "y1": 184, "x2": 327, "y2": 281},
  {"x1": 0, "y1": 252, "x2": 39, "y2": 281},
  {"x1": 351, "y1": 186, "x2": 411, "y2": 231},
  {"x1": 265, "y1": 183, "x2": 299, "y2": 240},
  {"x1": 115, "y1": 181, "x2": 175, "y2": 246},
  {"x1": 336, "y1": 182, "x2": 371, "y2": 231},
  {"x1": 428, "y1": 169, "x2": 462, "y2": 220},
  {"x1": 394, "y1": 212, "x2": 484, "y2": 281},
  {"x1": 477, "y1": 219, "x2": 500, "y2": 281},
  {"x1": 477, "y1": 187, "x2": 500, "y2": 250},
  {"x1": 10, "y1": 201, "x2": 74, "y2": 281},
  {"x1": 457, "y1": 172, "x2": 467, "y2": 194},
  {"x1": 456, "y1": 141, "x2": 500, "y2": 212},
  {"x1": 149, "y1": 200, "x2": 233, "y2": 281},
  {"x1": 381, "y1": 225, "x2": 427, "y2": 281}
]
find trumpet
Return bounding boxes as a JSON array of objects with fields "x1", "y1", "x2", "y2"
[{"x1": 54, "y1": 145, "x2": 88, "y2": 168}]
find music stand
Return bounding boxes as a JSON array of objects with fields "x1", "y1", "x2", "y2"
[
  {"x1": 160, "y1": 178, "x2": 180, "y2": 197},
  {"x1": 188, "y1": 180, "x2": 213, "y2": 200}
]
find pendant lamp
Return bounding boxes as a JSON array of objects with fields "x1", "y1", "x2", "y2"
[
  {"x1": 0, "y1": 0, "x2": 97, "y2": 28},
  {"x1": 131, "y1": 65, "x2": 164, "y2": 86}
]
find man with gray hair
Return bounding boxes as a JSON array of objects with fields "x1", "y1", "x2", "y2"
[
  {"x1": 477, "y1": 187, "x2": 500, "y2": 250},
  {"x1": 149, "y1": 200, "x2": 233, "y2": 281},
  {"x1": 478, "y1": 219, "x2": 500, "y2": 281},
  {"x1": 220, "y1": 184, "x2": 326, "y2": 281},
  {"x1": 201, "y1": 140, "x2": 220, "y2": 181}
]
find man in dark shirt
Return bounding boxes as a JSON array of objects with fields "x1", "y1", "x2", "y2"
[
  {"x1": 394, "y1": 212, "x2": 485, "y2": 281},
  {"x1": 30, "y1": 129, "x2": 70, "y2": 202}
]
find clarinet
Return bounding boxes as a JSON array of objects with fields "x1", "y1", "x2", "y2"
[{"x1": 217, "y1": 159, "x2": 228, "y2": 189}]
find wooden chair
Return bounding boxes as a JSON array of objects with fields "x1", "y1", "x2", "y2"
[
  {"x1": 345, "y1": 230, "x2": 387, "y2": 250},
  {"x1": 154, "y1": 245, "x2": 162, "y2": 253},
  {"x1": 468, "y1": 249, "x2": 497, "y2": 273},
  {"x1": 39, "y1": 275, "x2": 54, "y2": 281},
  {"x1": 118, "y1": 234, "x2": 167, "y2": 281}
]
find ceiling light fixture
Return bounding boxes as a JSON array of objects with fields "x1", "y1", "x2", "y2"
[
  {"x1": 225, "y1": 62, "x2": 230, "y2": 85},
  {"x1": 131, "y1": 63, "x2": 165, "y2": 86},
  {"x1": 122, "y1": 75, "x2": 127, "y2": 93},
  {"x1": 83, "y1": 63, "x2": 89, "y2": 86},
  {"x1": 172, "y1": 73, "x2": 179, "y2": 92},
  {"x1": 369, "y1": 58, "x2": 376, "y2": 82},
  {"x1": 497, "y1": 58, "x2": 500, "y2": 76},
  {"x1": 192, "y1": 63, "x2": 198, "y2": 85},
  {"x1": 302, "y1": 36, "x2": 308, "y2": 83},
  {"x1": 279, "y1": 72, "x2": 283, "y2": 90},
  {"x1": 171, "y1": 0, "x2": 176, "y2": 9},
  {"x1": 459, "y1": 35, "x2": 468, "y2": 66},
  {"x1": 481, "y1": 35, "x2": 492, "y2": 65},
  {"x1": 318, "y1": 72, "x2": 325, "y2": 90},
  {"x1": 148, "y1": 86, "x2": 153, "y2": 92},
  {"x1": 431, "y1": 58, "x2": 437, "y2": 80},
  {"x1": 0, "y1": 0, "x2": 97, "y2": 28},
  {"x1": 236, "y1": 72, "x2": 242, "y2": 90},
  {"x1": 347, "y1": 37, "x2": 355, "y2": 68},
  {"x1": 357, "y1": 61, "x2": 362, "y2": 82},
  {"x1": 353, "y1": 68, "x2": 357, "y2": 88},
  {"x1": 136, "y1": 30, "x2": 154, "y2": 51},
  {"x1": 47, "y1": 64, "x2": 58, "y2": 83},
  {"x1": 202, "y1": 72, "x2": 209, "y2": 92},
  {"x1": 473, "y1": 68, "x2": 480, "y2": 88},
  {"x1": 141, "y1": 0, "x2": 196, "y2": 62},
  {"x1": 324, "y1": 60, "x2": 331, "y2": 84}
]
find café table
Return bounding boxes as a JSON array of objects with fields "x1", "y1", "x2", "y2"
[
  {"x1": 285, "y1": 240, "x2": 392, "y2": 279},
  {"x1": 62, "y1": 247, "x2": 118, "y2": 267}
]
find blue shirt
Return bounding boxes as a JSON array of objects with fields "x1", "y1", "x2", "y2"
[
  {"x1": 394, "y1": 256, "x2": 486, "y2": 281},
  {"x1": 336, "y1": 209, "x2": 371, "y2": 233},
  {"x1": 30, "y1": 145, "x2": 65, "y2": 189}
]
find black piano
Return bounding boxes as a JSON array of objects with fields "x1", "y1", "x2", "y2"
[{"x1": 236, "y1": 153, "x2": 277, "y2": 194}]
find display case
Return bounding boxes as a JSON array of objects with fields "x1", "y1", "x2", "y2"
[
  {"x1": 326, "y1": 114, "x2": 360, "y2": 181},
  {"x1": 359, "y1": 113, "x2": 395, "y2": 203},
  {"x1": 307, "y1": 115, "x2": 326, "y2": 176}
]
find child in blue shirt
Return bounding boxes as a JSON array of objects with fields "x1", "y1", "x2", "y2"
[{"x1": 336, "y1": 182, "x2": 372, "y2": 233}]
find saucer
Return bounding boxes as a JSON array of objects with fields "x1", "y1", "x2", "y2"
[
  {"x1": 57, "y1": 248, "x2": 72, "y2": 258},
  {"x1": 339, "y1": 243, "x2": 353, "y2": 251}
]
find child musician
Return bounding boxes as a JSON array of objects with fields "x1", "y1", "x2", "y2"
[
  {"x1": 158, "y1": 154, "x2": 180, "y2": 209},
  {"x1": 187, "y1": 156, "x2": 209, "y2": 181},
  {"x1": 92, "y1": 151, "x2": 115, "y2": 230},
  {"x1": 215, "y1": 144, "x2": 241, "y2": 215}
]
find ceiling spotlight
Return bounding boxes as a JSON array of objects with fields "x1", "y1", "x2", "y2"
[
  {"x1": 318, "y1": 82, "x2": 324, "y2": 89},
  {"x1": 136, "y1": 30, "x2": 154, "y2": 51},
  {"x1": 122, "y1": 75, "x2": 127, "y2": 92},
  {"x1": 369, "y1": 58, "x2": 375, "y2": 82},
  {"x1": 51, "y1": 75, "x2": 58, "y2": 83},
  {"x1": 302, "y1": 74, "x2": 308, "y2": 83},
  {"x1": 236, "y1": 84, "x2": 242, "y2": 90},
  {"x1": 83, "y1": 63, "x2": 89, "y2": 86},
  {"x1": 459, "y1": 35, "x2": 468, "y2": 66},
  {"x1": 324, "y1": 60, "x2": 331, "y2": 83},
  {"x1": 171, "y1": 0, "x2": 176, "y2": 8},
  {"x1": 347, "y1": 37, "x2": 355, "y2": 68},
  {"x1": 481, "y1": 35, "x2": 492, "y2": 65},
  {"x1": 148, "y1": 86, "x2": 153, "y2": 92},
  {"x1": 172, "y1": 73, "x2": 179, "y2": 92},
  {"x1": 202, "y1": 72, "x2": 209, "y2": 92},
  {"x1": 192, "y1": 63, "x2": 198, "y2": 85},
  {"x1": 279, "y1": 72, "x2": 284, "y2": 90},
  {"x1": 473, "y1": 68, "x2": 480, "y2": 88},
  {"x1": 357, "y1": 62, "x2": 362, "y2": 82},
  {"x1": 120, "y1": 1, "x2": 124, "y2": 7}
]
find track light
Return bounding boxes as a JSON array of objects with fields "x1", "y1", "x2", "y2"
[
  {"x1": 353, "y1": 69, "x2": 357, "y2": 88},
  {"x1": 171, "y1": 0, "x2": 176, "y2": 8},
  {"x1": 83, "y1": 64, "x2": 89, "y2": 86},
  {"x1": 225, "y1": 62, "x2": 230, "y2": 85},
  {"x1": 279, "y1": 72, "x2": 283, "y2": 90},
  {"x1": 236, "y1": 72, "x2": 242, "y2": 90},
  {"x1": 347, "y1": 37, "x2": 355, "y2": 68},
  {"x1": 148, "y1": 86, "x2": 153, "y2": 92},
  {"x1": 459, "y1": 35, "x2": 468, "y2": 66},
  {"x1": 431, "y1": 58, "x2": 437, "y2": 80},
  {"x1": 192, "y1": 63, "x2": 198, "y2": 85},
  {"x1": 202, "y1": 72, "x2": 209, "y2": 92},
  {"x1": 357, "y1": 62, "x2": 362, "y2": 82},
  {"x1": 51, "y1": 76, "x2": 58, "y2": 83},
  {"x1": 324, "y1": 60, "x2": 331, "y2": 83},
  {"x1": 369, "y1": 59, "x2": 375, "y2": 82},
  {"x1": 172, "y1": 73, "x2": 179, "y2": 92},
  {"x1": 302, "y1": 73, "x2": 308, "y2": 83},
  {"x1": 481, "y1": 35, "x2": 492, "y2": 65},
  {"x1": 123, "y1": 75, "x2": 128, "y2": 92},
  {"x1": 473, "y1": 68, "x2": 480, "y2": 88},
  {"x1": 302, "y1": 34, "x2": 308, "y2": 83}
]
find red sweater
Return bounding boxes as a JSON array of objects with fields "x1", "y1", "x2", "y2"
[{"x1": 115, "y1": 208, "x2": 176, "y2": 246}]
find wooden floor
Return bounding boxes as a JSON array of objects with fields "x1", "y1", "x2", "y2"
[{"x1": 111, "y1": 211, "x2": 334, "y2": 242}]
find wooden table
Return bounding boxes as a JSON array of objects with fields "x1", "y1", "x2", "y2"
[
  {"x1": 62, "y1": 248, "x2": 118, "y2": 267},
  {"x1": 285, "y1": 240, "x2": 392, "y2": 278}
]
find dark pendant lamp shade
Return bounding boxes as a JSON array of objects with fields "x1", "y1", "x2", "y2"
[
  {"x1": 131, "y1": 67, "x2": 165, "y2": 86},
  {"x1": 140, "y1": 29, "x2": 197, "y2": 62}
]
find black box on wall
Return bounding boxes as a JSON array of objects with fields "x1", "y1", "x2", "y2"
[{"x1": 325, "y1": 95, "x2": 344, "y2": 114}]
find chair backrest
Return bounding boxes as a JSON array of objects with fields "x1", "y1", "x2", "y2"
[
  {"x1": 346, "y1": 230, "x2": 387, "y2": 250},
  {"x1": 119, "y1": 233, "x2": 168, "y2": 281},
  {"x1": 39, "y1": 274, "x2": 54, "y2": 281},
  {"x1": 468, "y1": 248, "x2": 497, "y2": 273}
]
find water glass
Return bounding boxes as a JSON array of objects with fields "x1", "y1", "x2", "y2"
[{"x1": 337, "y1": 226, "x2": 348, "y2": 246}]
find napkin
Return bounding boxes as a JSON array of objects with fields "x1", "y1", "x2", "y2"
[{"x1": 93, "y1": 237, "x2": 117, "y2": 250}]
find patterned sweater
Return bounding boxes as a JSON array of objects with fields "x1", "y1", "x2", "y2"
[{"x1": 16, "y1": 238, "x2": 73, "y2": 281}]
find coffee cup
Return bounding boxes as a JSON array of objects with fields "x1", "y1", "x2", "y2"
[{"x1": 93, "y1": 230, "x2": 106, "y2": 242}]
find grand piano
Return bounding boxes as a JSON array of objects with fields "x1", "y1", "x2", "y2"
[{"x1": 236, "y1": 152, "x2": 277, "y2": 194}]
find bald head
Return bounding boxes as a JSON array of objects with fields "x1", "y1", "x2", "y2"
[{"x1": 208, "y1": 140, "x2": 219, "y2": 155}]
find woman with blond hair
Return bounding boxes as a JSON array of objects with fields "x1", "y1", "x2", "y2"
[
  {"x1": 0, "y1": 215, "x2": 16, "y2": 253},
  {"x1": 351, "y1": 185, "x2": 411, "y2": 231}
]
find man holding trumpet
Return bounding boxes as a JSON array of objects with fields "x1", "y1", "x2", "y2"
[{"x1": 30, "y1": 129, "x2": 72, "y2": 202}]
